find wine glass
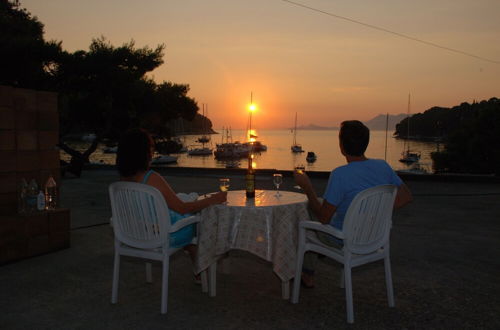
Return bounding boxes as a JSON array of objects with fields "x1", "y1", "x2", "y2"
[
  {"x1": 273, "y1": 173, "x2": 283, "y2": 197},
  {"x1": 219, "y1": 178, "x2": 230, "y2": 192},
  {"x1": 294, "y1": 164, "x2": 305, "y2": 190}
]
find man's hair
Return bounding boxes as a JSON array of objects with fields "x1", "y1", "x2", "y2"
[
  {"x1": 339, "y1": 120, "x2": 370, "y2": 156},
  {"x1": 116, "y1": 128, "x2": 154, "y2": 177}
]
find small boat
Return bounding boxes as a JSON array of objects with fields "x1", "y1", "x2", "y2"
[
  {"x1": 291, "y1": 112, "x2": 304, "y2": 153},
  {"x1": 306, "y1": 151, "x2": 317, "y2": 163},
  {"x1": 151, "y1": 155, "x2": 178, "y2": 165},
  {"x1": 103, "y1": 146, "x2": 118, "y2": 154},
  {"x1": 214, "y1": 142, "x2": 249, "y2": 159},
  {"x1": 398, "y1": 162, "x2": 428, "y2": 174},
  {"x1": 188, "y1": 147, "x2": 213, "y2": 156},
  {"x1": 81, "y1": 133, "x2": 96, "y2": 142},
  {"x1": 197, "y1": 135, "x2": 210, "y2": 143},
  {"x1": 244, "y1": 141, "x2": 267, "y2": 152},
  {"x1": 225, "y1": 160, "x2": 240, "y2": 169},
  {"x1": 399, "y1": 150, "x2": 421, "y2": 164},
  {"x1": 196, "y1": 104, "x2": 211, "y2": 143}
]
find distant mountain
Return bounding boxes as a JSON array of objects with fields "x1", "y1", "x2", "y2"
[
  {"x1": 295, "y1": 124, "x2": 339, "y2": 130},
  {"x1": 364, "y1": 114, "x2": 407, "y2": 131}
]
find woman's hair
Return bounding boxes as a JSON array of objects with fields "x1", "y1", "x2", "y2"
[
  {"x1": 339, "y1": 120, "x2": 370, "y2": 156},
  {"x1": 116, "y1": 128, "x2": 154, "y2": 177}
]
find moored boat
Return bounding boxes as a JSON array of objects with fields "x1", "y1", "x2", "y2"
[
  {"x1": 188, "y1": 146, "x2": 213, "y2": 156},
  {"x1": 291, "y1": 112, "x2": 304, "y2": 153},
  {"x1": 151, "y1": 154, "x2": 178, "y2": 164},
  {"x1": 103, "y1": 146, "x2": 118, "y2": 153},
  {"x1": 244, "y1": 141, "x2": 267, "y2": 152},
  {"x1": 214, "y1": 142, "x2": 249, "y2": 159},
  {"x1": 306, "y1": 151, "x2": 317, "y2": 163},
  {"x1": 399, "y1": 94, "x2": 421, "y2": 164},
  {"x1": 399, "y1": 150, "x2": 421, "y2": 164}
]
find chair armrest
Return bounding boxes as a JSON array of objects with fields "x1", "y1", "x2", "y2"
[
  {"x1": 170, "y1": 215, "x2": 200, "y2": 233},
  {"x1": 299, "y1": 220, "x2": 344, "y2": 239}
]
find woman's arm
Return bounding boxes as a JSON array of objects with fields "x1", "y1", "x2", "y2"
[{"x1": 148, "y1": 172, "x2": 226, "y2": 214}]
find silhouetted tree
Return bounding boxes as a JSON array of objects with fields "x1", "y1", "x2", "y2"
[{"x1": 0, "y1": 0, "x2": 62, "y2": 89}]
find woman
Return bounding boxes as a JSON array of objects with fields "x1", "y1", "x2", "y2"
[{"x1": 116, "y1": 128, "x2": 226, "y2": 279}]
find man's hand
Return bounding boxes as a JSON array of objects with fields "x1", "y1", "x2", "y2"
[{"x1": 293, "y1": 170, "x2": 313, "y2": 192}]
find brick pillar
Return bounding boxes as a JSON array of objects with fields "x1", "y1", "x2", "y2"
[{"x1": 0, "y1": 85, "x2": 69, "y2": 264}]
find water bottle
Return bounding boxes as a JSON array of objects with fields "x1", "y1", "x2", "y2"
[
  {"x1": 44, "y1": 175, "x2": 57, "y2": 210},
  {"x1": 18, "y1": 178, "x2": 28, "y2": 214},
  {"x1": 37, "y1": 190, "x2": 45, "y2": 211},
  {"x1": 27, "y1": 179, "x2": 38, "y2": 213}
]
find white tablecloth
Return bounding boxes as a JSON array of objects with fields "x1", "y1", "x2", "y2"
[{"x1": 195, "y1": 190, "x2": 309, "y2": 281}]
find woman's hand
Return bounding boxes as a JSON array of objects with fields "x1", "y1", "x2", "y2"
[{"x1": 210, "y1": 191, "x2": 227, "y2": 204}]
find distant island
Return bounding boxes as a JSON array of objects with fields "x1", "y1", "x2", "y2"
[
  {"x1": 294, "y1": 124, "x2": 339, "y2": 130},
  {"x1": 292, "y1": 114, "x2": 406, "y2": 131},
  {"x1": 363, "y1": 114, "x2": 407, "y2": 131}
]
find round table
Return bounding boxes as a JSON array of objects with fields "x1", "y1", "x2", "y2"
[{"x1": 195, "y1": 190, "x2": 309, "y2": 299}]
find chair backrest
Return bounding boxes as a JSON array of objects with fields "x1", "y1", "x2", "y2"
[
  {"x1": 342, "y1": 185, "x2": 397, "y2": 255},
  {"x1": 109, "y1": 181, "x2": 171, "y2": 249}
]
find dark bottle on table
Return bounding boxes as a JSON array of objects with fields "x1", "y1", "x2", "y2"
[{"x1": 245, "y1": 153, "x2": 255, "y2": 198}]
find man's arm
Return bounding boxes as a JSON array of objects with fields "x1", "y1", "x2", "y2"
[
  {"x1": 394, "y1": 183, "x2": 412, "y2": 209},
  {"x1": 294, "y1": 171, "x2": 337, "y2": 224}
]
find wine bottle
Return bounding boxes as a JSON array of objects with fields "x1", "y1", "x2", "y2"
[{"x1": 245, "y1": 153, "x2": 255, "y2": 198}]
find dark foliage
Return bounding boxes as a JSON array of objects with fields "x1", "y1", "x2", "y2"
[
  {"x1": 2, "y1": 1, "x2": 205, "y2": 167},
  {"x1": 419, "y1": 98, "x2": 500, "y2": 174},
  {"x1": 0, "y1": 0, "x2": 62, "y2": 89}
]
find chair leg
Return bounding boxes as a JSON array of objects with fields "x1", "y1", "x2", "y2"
[
  {"x1": 339, "y1": 267, "x2": 345, "y2": 288},
  {"x1": 146, "y1": 262, "x2": 152, "y2": 283},
  {"x1": 200, "y1": 270, "x2": 208, "y2": 293},
  {"x1": 291, "y1": 247, "x2": 305, "y2": 304},
  {"x1": 282, "y1": 280, "x2": 290, "y2": 300},
  {"x1": 161, "y1": 257, "x2": 169, "y2": 314},
  {"x1": 219, "y1": 252, "x2": 232, "y2": 274},
  {"x1": 384, "y1": 256, "x2": 395, "y2": 307},
  {"x1": 208, "y1": 262, "x2": 217, "y2": 297},
  {"x1": 344, "y1": 266, "x2": 354, "y2": 324},
  {"x1": 111, "y1": 252, "x2": 120, "y2": 304}
]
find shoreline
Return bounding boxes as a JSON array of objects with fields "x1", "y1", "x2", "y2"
[{"x1": 84, "y1": 163, "x2": 500, "y2": 183}]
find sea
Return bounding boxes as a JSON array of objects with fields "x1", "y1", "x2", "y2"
[{"x1": 62, "y1": 129, "x2": 438, "y2": 173}]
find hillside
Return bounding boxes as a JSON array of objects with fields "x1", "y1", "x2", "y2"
[{"x1": 363, "y1": 114, "x2": 407, "y2": 131}]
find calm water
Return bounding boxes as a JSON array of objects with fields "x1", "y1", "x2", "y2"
[{"x1": 63, "y1": 129, "x2": 438, "y2": 172}]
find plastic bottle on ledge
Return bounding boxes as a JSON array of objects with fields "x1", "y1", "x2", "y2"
[
  {"x1": 18, "y1": 178, "x2": 28, "y2": 214},
  {"x1": 37, "y1": 190, "x2": 45, "y2": 211},
  {"x1": 44, "y1": 175, "x2": 57, "y2": 210},
  {"x1": 27, "y1": 179, "x2": 38, "y2": 213}
]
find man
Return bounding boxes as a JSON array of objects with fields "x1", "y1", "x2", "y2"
[{"x1": 294, "y1": 120, "x2": 412, "y2": 288}]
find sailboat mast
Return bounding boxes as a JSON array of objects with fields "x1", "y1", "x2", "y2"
[
  {"x1": 293, "y1": 112, "x2": 297, "y2": 145},
  {"x1": 248, "y1": 92, "x2": 253, "y2": 141},
  {"x1": 406, "y1": 93, "x2": 411, "y2": 153},
  {"x1": 384, "y1": 113, "x2": 389, "y2": 161}
]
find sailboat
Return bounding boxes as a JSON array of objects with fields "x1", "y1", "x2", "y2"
[
  {"x1": 291, "y1": 112, "x2": 304, "y2": 153},
  {"x1": 399, "y1": 94, "x2": 421, "y2": 164},
  {"x1": 188, "y1": 103, "x2": 213, "y2": 156},
  {"x1": 197, "y1": 104, "x2": 211, "y2": 143}
]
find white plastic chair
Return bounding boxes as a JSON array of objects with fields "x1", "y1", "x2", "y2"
[
  {"x1": 109, "y1": 181, "x2": 211, "y2": 314},
  {"x1": 291, "y1": 184, "x2": 397, "y2": 323}
]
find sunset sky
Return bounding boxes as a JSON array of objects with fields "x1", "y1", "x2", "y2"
[{"x1": 22, "y1": 0, "x2": 500, "y2": 129}]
